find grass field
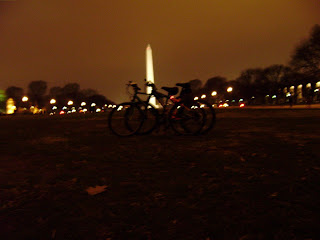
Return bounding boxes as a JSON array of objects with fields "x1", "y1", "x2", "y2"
[{"x1": 1, "y1": 109, "x2": 320, "y2": 239}]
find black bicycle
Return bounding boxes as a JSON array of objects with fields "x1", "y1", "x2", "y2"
[{"x1": 108, "y1": 81, "x2": 207, "y2": 136}]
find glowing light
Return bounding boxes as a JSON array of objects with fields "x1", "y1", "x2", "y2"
[
  {"x1": 50, "y1": 99, "x2": 56, "y2": 104},
  {"x1": 240, "y1": 103, "x2": 245, "y2": 108},
  {"x1": 52, "y1": 106, "x2": 57, "y2": 110},
  {"x1": 113, "y1": 105, "x2": 116, "y2": 108},
  {"x1": 96, "y1": 108, "x2": 101, "y2": 112},
  {"x1": 6, "y1": 98, "x2": 16, "y2": 114},
  {"x1": 227, "y1": 87, "x2": 233, "y2": 93},
  {"x1": 194, "y1": 97, "x2": 199, "y2": 100},
  {"x1": 239, "y1": 99, "x2": 244, "y2": 102},
  {"x1": 67, "y1": 111, "x2": 72, "y2": 114},
  {"x1": 200, "y1": 104, "x2": 205, "y2": 108},
  {"x1": 211, "y1": 91, "x2": 217, "y2": 96},
  {"x1": 83, "y1": 108, "x2": 87, "y2": 112},
  {"x1": 22, "y1": 96, "x2": 28, "y2": 102},
  {"x1": 306, "y1": 83, "x2": 311, "y2": 88},
  {"x1": 81, "y1": 102, "x2": 86, "y2": 106},
  {"x1": 201, "y1": 94, "x2": 206, "y2": 99},
  {"x1": 108, "y1": 104, "x2": 112, "y2": 108},
  {"x1": 223, "y1": 103, "x2": 229, "y2": 107},
  {"x1": 67, "y1": 100, "x2": 73, "y2": 105},
  {"x1": 272, "y1": 95, "x2": 277, "y2": 99},
  {"x1": 91, "y1": 103, "x2": 96, "y2": 107},
  {"x1": 286, "y1": 92, "x2": 291, "y2": 97},
  {"x1": 314, "y1": 89, "x2": 319, "y2": 92},
  {"x1": 62, "y1": 106, "x2": 67, "y2": 110},
  {"x1": 59, "y1": 110, "x2": 65, "y2": 115},
  {"x1": 117, "y1": 106, "x2": 123, "y2": 111}
]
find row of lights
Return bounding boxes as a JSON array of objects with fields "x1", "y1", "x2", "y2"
[
  {"x1": 22, "y1": 97, "x2": 114, "y2": 108},
  {"x1": 194, "y1": 87, "x2": 233, "y2": 101}
]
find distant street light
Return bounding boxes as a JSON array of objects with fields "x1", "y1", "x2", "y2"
[
  {"x1": 81, "y1": 102, "x2": 86, "y2": 106},
  {"x1": 201, "y1": 94, "x2": 206, "y2": 99},
  {"x1": 194, "y1": 97, "x2": 199, "y2": 100},
  {"x1": 67, "y1": 100, "x2": 73, "y2": 105},
  {"x1": 22, "y1": 96, "x2": 28, "y2": 102},
  {"x1": 50, "y1": 98, "x2": 56, "y2": 104},
  {"x1": 211, "y1": 91, "x2": 217, "y2": 96},
  {"x1": 227, "y1": 87, "x2": 233, "y2": 93}
]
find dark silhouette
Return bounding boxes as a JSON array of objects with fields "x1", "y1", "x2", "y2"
[{"x1": 27, "y1": 80, "x2": 47, "y2": 108}]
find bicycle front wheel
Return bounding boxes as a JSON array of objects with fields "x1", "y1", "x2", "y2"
[
  {"x1": 108, "y1": 102, "x2": 144, "y2": 137},
  {"x1": 136, "y1": 102, "x2": 159, "y2": 135},
  {"x1": 169, "y1": 102, "x2": 206, "y2": 135}
]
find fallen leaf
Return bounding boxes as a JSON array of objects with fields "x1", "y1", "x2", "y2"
[
  {"x1": 270, "y1": 192, "x2": 278, "y2": 197},
  {"x1": 86, "y1": 185, "x2": 108, "y2": 195}
]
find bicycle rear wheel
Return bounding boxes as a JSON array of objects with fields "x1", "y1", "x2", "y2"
[
  {"x1": 196, "y1": 100, "x2": 216, "y2": 134},
  {"x1": 108, "y1": 102, "x2": 144, "y2": 137},
  {"x1": 169, "y1": 102, "x2": 206, "y2": 135}
]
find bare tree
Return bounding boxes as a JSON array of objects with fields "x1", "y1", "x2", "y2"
[{"x1": 290, "y1": 24, "x2": 320, "y2": 80}]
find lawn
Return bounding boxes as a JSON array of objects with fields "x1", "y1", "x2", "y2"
[{"x1": 1, "y1": 109, "x2": 320, "y2": 239}]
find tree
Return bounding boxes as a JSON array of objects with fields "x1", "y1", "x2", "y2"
[
  {"x1": 5, "y1": 86, "x2": 23, "y2": 101},
  {"x1": 187, "y1": 79, "x2": 202, "y2": 95},
  {"x1": 63, "y1": 83, "x2": 80, "y2": 98},
  {"x1": 236, "y1": 68, "x2": 263, "y2": 102},
  {"x1": 203, "y1": 76, "x2": 227, "y2": 96},
  {"x1": 290, "y1": 24, "x2": 320, "y2": 80},
  {"x1": 80, "y1": 88, "x2": 98, "y2": 98},
  {"x1": 28, "y1": 80, "x2": 47, "y2": 107}
]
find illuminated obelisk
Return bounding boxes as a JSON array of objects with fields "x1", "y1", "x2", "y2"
[{"x1": 146, "y1": 44, "x2": 157, "y2": 107}]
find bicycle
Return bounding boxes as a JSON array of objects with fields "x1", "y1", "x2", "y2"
[
  {"x1": 178, "y1": 82, "x2": 216, "y2": 134},
  {"x1": 129, "y1": 80, "x2": 206, "y2": 135},
  {"x1": 108, "y1": 81, "x2": 207, "y2": 136}
]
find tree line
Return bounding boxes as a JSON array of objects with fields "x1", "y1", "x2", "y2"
[
  {"x1": 5, "y1": 81, "x2": 115, "y2": 110},
  {"x1": 187, "y1": 24, "x2": 320, "y2": 104}
]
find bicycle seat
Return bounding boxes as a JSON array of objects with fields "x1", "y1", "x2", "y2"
[
  {"x1": 176, "y1": 83, "x2": 191, "y2": 88},
  {"x1": 161, "y1": 87, "x2": 179, "y2": 95},
  {"x1": 131, "y1": 83, "x2": 141, "y2": 90}
]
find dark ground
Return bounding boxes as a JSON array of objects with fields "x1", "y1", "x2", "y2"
[{"x1": 1, "y1": 109, "x2": 320, "y2": 240}]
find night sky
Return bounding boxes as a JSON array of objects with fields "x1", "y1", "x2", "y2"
[{"x1": 1, "y1": 0, "x2": 319, "y2": 102}]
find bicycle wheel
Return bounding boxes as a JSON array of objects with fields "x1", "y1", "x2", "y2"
[
  {"x1": 196, "y1": 100, "x2": 216, "y2": 134},
  {"x1": 135, "y1": 102, "x2": 159, "y2": 135},
  {"x1": 108, "y1": 102, "x2": 144, "y2": 137},
  {"x1": 169, "y1": 101, "x2": 206, "y2": 135}
]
